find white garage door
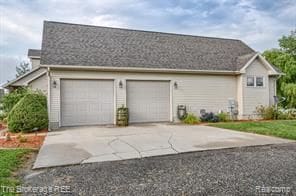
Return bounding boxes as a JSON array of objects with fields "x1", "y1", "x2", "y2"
[
  {"x1": 127, "y1": 80, "x2": 170, "y2": 123},
  {"x1": 61, "y1": 79, "x2": 114, "y2": 126}
]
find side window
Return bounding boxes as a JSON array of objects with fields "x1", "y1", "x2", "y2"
[
  {"x1": 256, "y1": 77, "x2": 264, "y2": 87},
  {"x1": 247, "y1": 76, "x2": 255, "y2": 87}
]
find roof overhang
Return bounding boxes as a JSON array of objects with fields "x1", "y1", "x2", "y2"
[
  {"x1": 40, "y1": 64, "x2": 241, "y2": 75},
  {"x1": 239, "y1": 53, "x2": 283, "y2": 75},
  {"x1": 2, "y1": 67, "x2": 46, "y2": 88},
  {"x1": 28, "y1": 56, "x2": 41, "y2": 59}
]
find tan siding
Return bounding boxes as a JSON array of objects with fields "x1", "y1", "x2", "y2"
[
  {"x1": 242, "y1": 59, "x2": 270, "y2": 118},
  {"x1": 50, "y1": 76, "x2": 60, "y2": 124},
  {"x1": 49, "y1": 70, "x2": 237, "y2": 126},
  {"x1": 29, "y1": 74, "x2": 48, "y2": 94},
  {"x1": 31, "y1": 59, "x2": 40, "y2": 69},
  {"x1": 13, "y1": 68, "x2": 46, "y2": 86}
]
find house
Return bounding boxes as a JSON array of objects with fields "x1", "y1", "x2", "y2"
[{"x1": 3, "y1": 21, "x2": 281, "y2": 129}]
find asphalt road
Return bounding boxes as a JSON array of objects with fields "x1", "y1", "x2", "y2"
[{"x1": 22, "y1": 143, "x2": 296, "y2": 196}]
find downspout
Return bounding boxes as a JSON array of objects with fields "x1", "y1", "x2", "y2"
[
  {"x1": 274, "y1": 74, "x2": 282, "y2": 98},
  {"x1": 47, "y1": 67, "x2": 51, "y2": 131},
  {"x1": 274, "y1": 74, "x2": 282, "y2": 120}
]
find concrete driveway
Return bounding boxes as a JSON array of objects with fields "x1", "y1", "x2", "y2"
[{"x1": 34, "y1": 124, "x2": 292, "y2": 169}]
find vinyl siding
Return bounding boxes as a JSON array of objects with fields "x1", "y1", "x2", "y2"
[
  {"x1": 28, "y1": 74, "x2": 48, "y2": 95},
  {"x1": 242, "y1": 59, "x2": 270, "y2": 118},
  {"x1": 49, "y1": 70, "x2": 237, "y2": 127},
  {"x1": 13, "y1": 68, "x2": 46, "y2": 86},
  {"x1": 31, "y1": 59, "x2": 40, "y2": 69}
]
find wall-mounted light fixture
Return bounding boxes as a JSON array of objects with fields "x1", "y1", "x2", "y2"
[
  {"x1": 174, "y1": 81, "x2": 178, "y2": 89},
  {"x1": 119, "y1": 80, "x2": 123, "y2": 88},
  {"x1": 53, "y1": 80, "x2": 57, "y2": 88}
]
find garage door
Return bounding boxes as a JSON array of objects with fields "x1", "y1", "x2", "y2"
[
  {"x1": 127, "y1": 80, "x2": 170, "y2": 123},
  {"x1": 61, "y1": 79, "x2": 114, "y2": 126}
]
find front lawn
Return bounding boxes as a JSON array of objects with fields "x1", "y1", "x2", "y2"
[
  {"x1": 0, "y1": 149, "x2": 31, "y2": 195},
  {"x1": 209, "y1": 120, "x2": 296, "y2": 140}
]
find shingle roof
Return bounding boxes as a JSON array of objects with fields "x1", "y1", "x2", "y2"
[
  {"x1": 28, "y1": 49, "x2": 41, "y2": 57},
  {"x1": 41, "y1": 21, "x2": 256, "y2": 71}
]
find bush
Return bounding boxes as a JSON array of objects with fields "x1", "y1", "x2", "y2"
[
  {"x1": 182, "y1": 113, "x2": 200, "y2": 124},
  {"x1": 278, "y1": 108, "x2": 296, "y2": 120},
  {"x1": 217, "y1": 112, "x2": 230, "y2": 122},
  {"x1": 0, "y1": 88, "x2": 28, "y2": 118},
  {"x1": 200, "y1": 112, "x2": 219, "y2": 122},
  {"x1": 256, "y1": 105, "x2": 277, "y2": 120},
  {"x1": 7, "y1": 93, "x2": 48, "y2": 133}
]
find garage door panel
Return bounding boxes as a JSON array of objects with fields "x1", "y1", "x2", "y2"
[
  {"x1": 127, "y1": 81, "x2": 170, "y2": 123},
  {"x1": 61, "y1": 79, "x2": 114, "y2": 126}
]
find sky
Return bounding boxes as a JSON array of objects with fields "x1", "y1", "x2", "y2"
[{"x1": 0, "y1": 0, "x2": 295, "y2": 85}]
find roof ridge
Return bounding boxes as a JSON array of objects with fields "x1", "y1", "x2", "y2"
[{"x1": 44, "y1": 20, "x2": 244, "y2": 42}]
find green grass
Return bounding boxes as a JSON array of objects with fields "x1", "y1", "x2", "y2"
[
  {"x1": 0, "y1": 149, "x2": 30, "y2": 195},
  {"x1": 209, "y1": 120, "x2": 296, "y2": 140}
]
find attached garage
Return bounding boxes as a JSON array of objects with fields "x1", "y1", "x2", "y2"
[
  {"x1": 61, "y1": 79, "x2": 114, "y2": 126},
  {"x1": 127, "y1": 80, "x2": 170, "y2": 123}
]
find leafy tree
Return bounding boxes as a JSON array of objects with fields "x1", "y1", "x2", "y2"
[
  {"x1": 263, "y1": 30, "x2": 296, "y2": 108},
  {"x1": 16, "y1": 62, "x2": 30, "y2": 77}
]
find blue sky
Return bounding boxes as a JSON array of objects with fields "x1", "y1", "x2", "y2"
[{"x1": 0, "y1": 0, "x2": 295, "y2": 85}]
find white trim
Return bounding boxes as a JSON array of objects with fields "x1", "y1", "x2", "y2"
[
  {"x1": 28, "y1": 56, "x2": 40, "y2": 59},
  {"x1": 47, "y1": 67, "x2": 51, "y2": 131},
  {"x1": 41, "y1": 65, "x2": 240, "y2": 75},
  {"x1": 170, "y1": 81, "x2": 173, "y2": 122},
  {"x1": 240, "y1": 53, "x2": 280, "y2": 75},
  {"x1": 246, "y1": 75, "x2": 265, "y2": 88},
  {"x1": 113, "y1": 79, "x2": 117, "y2": 125}
]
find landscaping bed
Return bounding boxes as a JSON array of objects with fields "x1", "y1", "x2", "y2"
[
  {"x1": 0, "y1": 129, "x2": 47, "y2": 149},
  {"x1": 0, "y1": 135, "x2": 46, "y2": 149},
  {"x1": 208, "y1": 120, "x2": 296, "y2": 140}
]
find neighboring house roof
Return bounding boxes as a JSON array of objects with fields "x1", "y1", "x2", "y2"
[
  {"x1": 28, "y1": 49, "x2": 41, "y2": 58},
  {"x1": 2, "y1": 67, "x2": 46, "y2": 88},
  {"x1": 41, "y1": 21, "x2": 257, "y2": 72}
]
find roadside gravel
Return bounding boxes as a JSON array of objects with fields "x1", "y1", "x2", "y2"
[{"x1": 23, "y1": 143, "x2": 296, "y2": 195}]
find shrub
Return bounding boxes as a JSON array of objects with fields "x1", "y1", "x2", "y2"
[
  {"x1": 200, "y1": 112, "x2": 219, "y2": 122},
  {"x1": 217, "y1": 112, "x2": 230, "y2": 122},
  {"x1": 0, "y1": 87, "x2": 28, "y2": 118},
  {"x1": 182, "y1": 113, "x2": 200, "y2": 124},
  {"x1": 7, "y1": 93, "x2": 48, "y2": 133},
  {"x1": 256, "y1": 105, "x2": 277, "y2": 120},
  {"x1": 278, "y1": 108, "x2": 296, "y2": 120}
]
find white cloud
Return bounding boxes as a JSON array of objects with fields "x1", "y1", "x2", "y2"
[{"x1": 89, "y1": 15, "x2": 129, "y2": 28}]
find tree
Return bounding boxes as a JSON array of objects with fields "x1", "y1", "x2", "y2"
[
  {"x1": 16, "y1": 62, "x2": 30, "y2": 77},
  {"x1": 263, "y1": 29, "x2": 296, "y2": 108}
]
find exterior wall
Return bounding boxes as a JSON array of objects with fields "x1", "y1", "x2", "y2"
[
  {"x1": 13, "y1": 68, "x2": 46, "y2": 86},
  {"x1": 49, "y1": 70, "x2": 237, "y2": 128},
  {"x1": 240, "y1": 59, "x2": 270, "y2": 119},
  {"x1": 28, "y1": 74, "x2": 48, "y2": 95},
  {"x1": 31, "y1": 58, "x2": 40, "y2": 69}
]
